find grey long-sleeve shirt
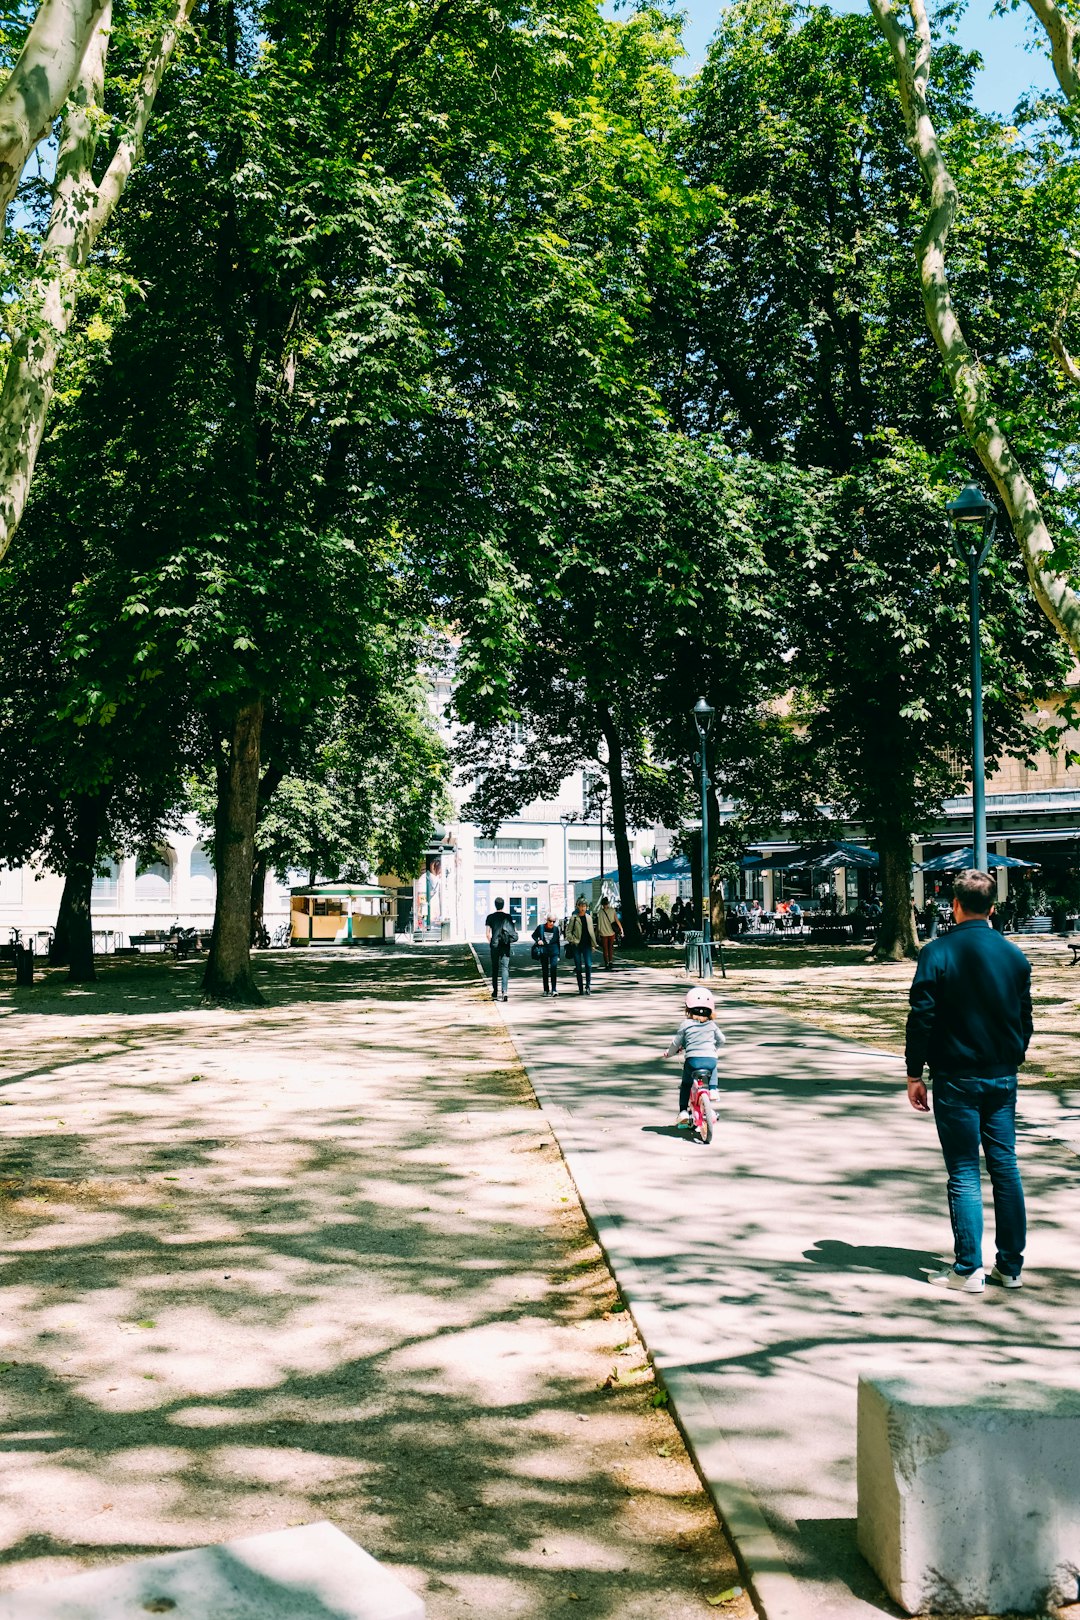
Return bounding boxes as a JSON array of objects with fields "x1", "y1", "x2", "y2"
[{"x1": 665, "y1": 1018, "x2": 727, "y2": 1060}]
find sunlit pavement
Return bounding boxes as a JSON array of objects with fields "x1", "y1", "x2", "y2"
[{"x1": 491, "y1": 949, "x2": 1080, "y2": 1620}]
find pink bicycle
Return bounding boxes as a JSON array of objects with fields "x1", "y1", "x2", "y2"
[{"x1": 685, "y1": 1071, "x2": 718, "y2": 1145}]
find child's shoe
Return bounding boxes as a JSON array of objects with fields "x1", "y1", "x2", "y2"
[{"x1": 676, "y1": 1110, "x2": 689, "y2": 1126}]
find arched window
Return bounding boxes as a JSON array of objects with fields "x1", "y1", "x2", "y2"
[
  {"x1": 135, "y1": 851, "x2": 172, "y2": 902},
  {"x1": 92, "y1": 858, "x2": 120, "y2": 906},
  {"x1": 190, "y1": 843, "x2": 215, "y2": 902}
]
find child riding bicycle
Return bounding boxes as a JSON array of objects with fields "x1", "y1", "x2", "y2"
[{"x1": 663, "y1": 986, "x2": 726, "y2": 1127}]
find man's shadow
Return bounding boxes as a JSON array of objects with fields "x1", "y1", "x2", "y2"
[{"x1": 803, "y1": 1239, "x2": 944, "y2": 1282}]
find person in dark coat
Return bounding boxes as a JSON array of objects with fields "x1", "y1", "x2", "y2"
[
  {"x1": 905, "y1": 868, "x2": 1032, "y2": 1294},
  {"x1": 532, "y1": 914, "x2": 562, "y2": 997}
]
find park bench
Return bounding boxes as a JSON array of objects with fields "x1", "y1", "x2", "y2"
[
  {"x1": 857, "y1": 1373, "x2": 1080, "y2": 1617},
  {"x1": 1067, "y1": 940, "x2": 1080, "y2": 967},
  {"x1": 128, "y1": 931, "x2": 173, "y2": 953}
]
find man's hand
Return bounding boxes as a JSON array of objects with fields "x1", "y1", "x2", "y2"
[{"x1": 906, "y1": 1076, "x2": 929, "y2": 1113}]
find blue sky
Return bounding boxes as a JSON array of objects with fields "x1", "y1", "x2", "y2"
[{"x1": 662, "y1": 1, "x2": 1057, "y2": 115}]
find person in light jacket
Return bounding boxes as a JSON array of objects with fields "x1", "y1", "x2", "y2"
[
  {"x1": 594, "y1": 895, "x2": 623, "y2": 968},
  {"x1": 564, "y1": 897, "x2": 599, "y2": 995}
]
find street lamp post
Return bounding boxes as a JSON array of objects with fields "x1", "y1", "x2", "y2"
[
  {"x1": 946, "y1": 483, "x2": 998, "y2": 873},
  {"x1": 692, "y1": 696, "x2": 716, "y2": 978}
]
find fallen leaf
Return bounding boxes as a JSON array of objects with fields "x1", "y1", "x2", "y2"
[
  {"x1": 656, "y1": 1446, "x2": 671, "y2": 1457},
  {"x1": 135, "y1": 1319, "x2": 156, "y2": 1329},
  {"x1": 706, "y1": 1586, "x2": 743, "y2": 1606}
]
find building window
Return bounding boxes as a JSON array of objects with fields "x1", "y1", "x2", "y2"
[
  {"x1": 190, "y1": 843, "x2": 215, "y2": 901},
  {"x1": 475, "y1": 837, "x2": 545, "y2": 852},
  {"x1": 135, "y1": 851, "x2": 173, "y2": 902},
  {"x1": 0, "y1": 866, "x2": 23, "y2": 905},
  {"x1": 92, "y1": 859, "x2": 120, "y2": 906},
  {"x1": 568, "y1": 838, "x2": 600, "y2": 855}
]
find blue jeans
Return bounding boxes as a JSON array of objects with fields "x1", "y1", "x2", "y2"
[
  {"x1": 679, "y1": 1056, "x2": 717, "y2": 1112},
  {"x1": 933, "y1": 1074, "x2": 1026, "y2": 1277},
  {"x1": 571, "y1": 944, "x2": 592, "y2": 991},
  {"x1": 490, "y1": 946, "x2": 510, "y2": 997}
]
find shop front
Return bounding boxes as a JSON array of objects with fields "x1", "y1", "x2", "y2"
[{"x1": 290, "y1": 885, "x2": 396, "y2": 944}]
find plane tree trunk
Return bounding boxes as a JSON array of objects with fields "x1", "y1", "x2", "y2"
[
  {"x1": 48, "y1": 790, "x2": 107, "y2": 982},
  {"x1": 598, "y1": 707, "x2": 642, "y2": 947},
  {"x1": 871, "y1": 824, "x2": 919, "y2": 961},
  {"x1": 203, "y1": 696, "x2": 264, "y2": 1004},
  {"x1": 869, "y1": 0, "x2": 1080, "y2": 656}
]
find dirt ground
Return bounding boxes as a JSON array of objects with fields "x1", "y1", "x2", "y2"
[
  {"x1": 634, "y1": 935, "x2": 1080, "y2": 1088},
  {"x1": 0, "y1": 946, "x2": 751, "y2": 1619}
]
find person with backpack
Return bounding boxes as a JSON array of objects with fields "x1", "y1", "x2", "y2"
[{"x1": 485, "y1": 898, "x2": 518, "y2": 1001}]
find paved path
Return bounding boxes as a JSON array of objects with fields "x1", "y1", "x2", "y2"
[{"x1": 485, "y1": 949, "x2": 1080, "y2": 1620}]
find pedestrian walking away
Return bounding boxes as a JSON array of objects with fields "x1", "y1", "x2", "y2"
[
  {"x1": 663, "y1": 986, "x2": 727, "y2": 1126},
  {"x1": 564, "y1": 897, "x2": 599, "y2": 995},
  {"x1": 532, "y1": 913, "x2": 562, "y2": 997},
  {"x1": 905, "y1": 868, "x2": 1032, "y2": 1294},
  {"x1": 485, "y1": 897, "x2": 518, "y2": 1002},
  {"x1": 595, "y1": 894, "x2": 622, "y2": 968}
]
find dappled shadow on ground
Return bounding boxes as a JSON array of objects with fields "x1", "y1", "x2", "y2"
[
  {"x1": 0, "y1": 949, "x2": 742, "y2": 1619},
  {"x1": 0, "y1": 946, "x2": 469, "y2": 1019},
  {"x1": 677, "y1": 937, "x2": 1080, "y2": 1087},
  {"x1": 501, "y1": 959, "x2": 1080, "y2": 1618}
]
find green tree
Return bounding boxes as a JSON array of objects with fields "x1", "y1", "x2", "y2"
[{"x1": 678, "y1": 0, "x2": 1074, "y2": 951}]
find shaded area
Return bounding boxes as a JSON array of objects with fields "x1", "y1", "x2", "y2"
[{"x1": 0, "y1": 946, "x2": 746, "y2": 1620}]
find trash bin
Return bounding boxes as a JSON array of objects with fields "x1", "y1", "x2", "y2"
[
  {"x1": 15, "y1": 944, "x2": 33, "y2": 987},
  {"x1": 439, "y1": 918, "x2": 451, "y2": 941}
]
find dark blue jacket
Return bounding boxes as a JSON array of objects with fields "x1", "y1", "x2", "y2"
[{"x1": 905, "y1": 919, "x2": 1032, "y2": 1080}]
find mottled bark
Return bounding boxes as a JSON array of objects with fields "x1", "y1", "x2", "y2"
[
  {"x1": 871, "y1": 826, "x2": 919, "y2": 962},
  {"x1": 0, "y1": 0, "x2": 108, "y2": 216},
  {"x1": 203, "y1": 697, "x2": 264, "y2": 1004},
  {"x1": 598, "y1": 708, "x2": 642, "y2": 947},
  {"x1": 1023, "y1": 0, "x2": 1080, "y2": 103},
  {"x1": 0, "y1": 0, "x2": 195, "y2": 563},
  {"x1": 869, "y1": 0, "x2": 1080, "y2": 657}
]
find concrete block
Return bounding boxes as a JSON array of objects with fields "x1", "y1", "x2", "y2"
[
  {"x1": 0, "y1": 1521, "x2": 425, "y2": 1620},
  {"x1": 857, "y1": 1373, "x2": 1080, "y2": 1614}
]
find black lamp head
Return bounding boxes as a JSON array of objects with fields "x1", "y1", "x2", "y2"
[
  {"x1": 946, "y1": 483, "x2": 996, "y2": 526},
  {"x1": 692, "y1": 696, "x2": 715, "y2": 736}
]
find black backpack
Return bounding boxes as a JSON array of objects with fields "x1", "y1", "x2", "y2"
[{"x1": 492, "y1": 914, "x2": 518, "y2": 949}]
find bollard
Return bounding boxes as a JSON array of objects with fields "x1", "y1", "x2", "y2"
[{"x1": 14, "y1": 945, "x2": 33, "y2": 987}]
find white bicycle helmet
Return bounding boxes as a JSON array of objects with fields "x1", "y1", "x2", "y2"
[{"x1": 685, "y1": 987, "x2": 716, "y2": 1014}]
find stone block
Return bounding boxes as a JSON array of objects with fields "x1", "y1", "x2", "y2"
[
  {"x1": 857, "y1": 1373, "x2": 1080, "y2": 1614},
  {"x1": 0, "y1": 1521, "x2": 425, "y2": 1620}
]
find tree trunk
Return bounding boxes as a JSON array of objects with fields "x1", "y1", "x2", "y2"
[
  {"x1": 871, "y1": 826, "x2": 919, "y2": 962},
  {"x1": 869, "y1": 0, "x2": 1080, "y2": 657},
  {"x1": 598, "y1": 707, "x2": 642, "y2": 946},
  {"x1": 0, "y1": 0, "x2": 108, "y2": 216},
  {"x1": 48, "y1": 791, "x2": 106, "y2": 981},
  {"x1": 250, "y1": 847, "x2": 268, "y2": 941},
  {"x1": 0, "y1": 0, "x2": 195, "y2": 563},
  {"x1": 203, "y1": 697, "x2": 265, "y2": 1004}
]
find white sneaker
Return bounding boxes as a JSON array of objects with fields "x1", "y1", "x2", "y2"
[
  {"x1": 676, "y1": 1111, "x2": 689, "y2": 1126},
  {"x1": 990, "y1": 1266, "x2": 1023, "y2": 1289},
  {"x1": 929, "y1": 1267, "x2": 985, "y2": 1294}
]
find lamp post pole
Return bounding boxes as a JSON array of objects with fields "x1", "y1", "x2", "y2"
[
  {"x1": 692, "y1": 697, "x2": 716, "y2": 978},
  {"x1": 946, "y1": 484, "x2": 997, "y2": 873}
]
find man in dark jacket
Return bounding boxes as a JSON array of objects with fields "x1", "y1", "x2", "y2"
[{"x1": 905, "y1": 868, "x2": 1032, "y2": 1294}]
